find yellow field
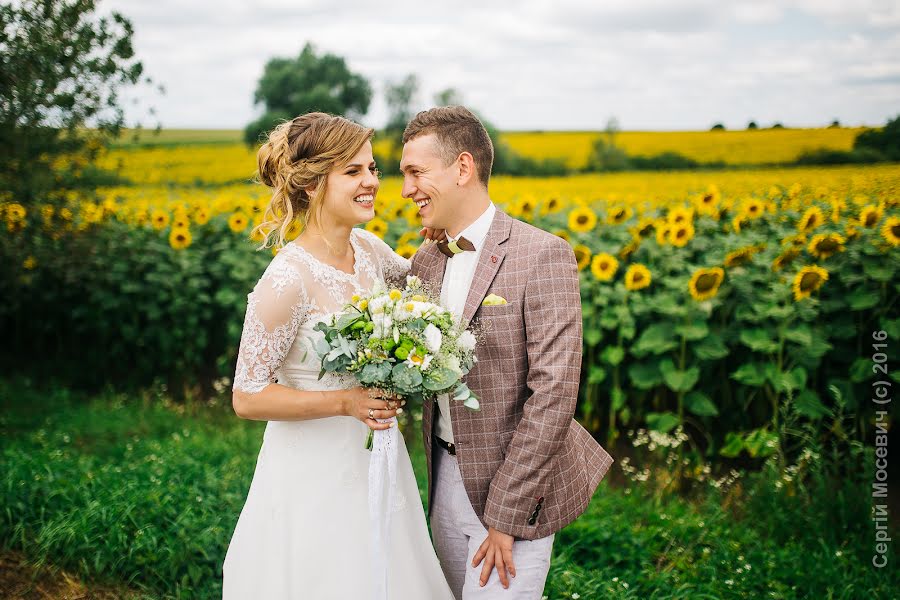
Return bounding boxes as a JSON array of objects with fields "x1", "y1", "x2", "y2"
[
  {"x1": 88, "y1": 164, "x2": 900, "y2": 232},
  {"x1": 104, "y1": 127, "x2": 867, "y2": 184},
  {"x1": 501, "y1": 128, "x2": 864, "y2": 168}
]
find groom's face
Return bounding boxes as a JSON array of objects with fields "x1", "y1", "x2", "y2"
[{"x1": 400, "y1": 134, "x2": 459, "y2": 231}]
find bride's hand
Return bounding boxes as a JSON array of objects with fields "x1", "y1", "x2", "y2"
[
  {"x1": 419, "y1": 227, "x2": 447, "y2": 243},
  {"x1": 343, "y1": 387, "x2": 406, "y2": 430}
]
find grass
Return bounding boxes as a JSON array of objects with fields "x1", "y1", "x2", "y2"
[{"x1": 2, "y1": 377, "x2": 897, "y2": 599}]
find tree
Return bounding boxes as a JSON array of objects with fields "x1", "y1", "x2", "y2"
[
  {"x1": 747, "y1": 121, "x2": 758, "y2": 130},
  {"x1": 244, "y1": 43, "x2": 372, "y2": 145},
  {"x1": 0, "y1": 0, "x2": 147, "y2": 204},
  {"x1": 711, "y1": 122, "x2": 726, "y2": 130},
  {"x1": 434, "y1": 88, "x2": 463, "y2": 107},
  {"x1": 854, "y1": 114, "x2": 900, "y2": 160}
]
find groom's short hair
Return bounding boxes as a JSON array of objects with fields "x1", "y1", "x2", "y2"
[{"x1": 402, "y1": 106, "x2": 494, "y2": 188}]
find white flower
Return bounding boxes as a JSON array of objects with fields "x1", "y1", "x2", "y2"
[
  {"x1": 445, "y1": 354, "x2": 462, "y2": 376},
  {"x1": 406, "y1": 274, "x2": 422, "y2": 288},
  {"x1": 457, "y1": 330, "x2": 476, "y2": 352},
  {"x1": 372, "y1": 315, "x2": 393, "y2": 338},
  {"x1": 368, "y1": 294, "x2": 392, "y2": 315},
  {"x1": 423, "y1": 323, "x2": 443, "y2": 353},
  {"x1": 405, "y1": 352, "x2": 433, "y2": 371}
]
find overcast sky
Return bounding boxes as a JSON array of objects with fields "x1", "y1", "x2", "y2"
[{"x1": 104, "y1": 0, "x2": 900, "y2": 131}]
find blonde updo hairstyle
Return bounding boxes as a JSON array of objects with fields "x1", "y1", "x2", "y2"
[{"x1": 253, "y1": 112, "x2": 374, "y2": 250}]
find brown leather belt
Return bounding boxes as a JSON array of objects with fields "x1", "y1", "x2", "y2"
[{"x1": 434, "y1": 436, "x2": 456, "y2": 455}]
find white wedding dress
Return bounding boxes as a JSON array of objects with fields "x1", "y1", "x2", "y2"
[{"x1": 223, "y1": 227, "x2": 454, "y2": 599}]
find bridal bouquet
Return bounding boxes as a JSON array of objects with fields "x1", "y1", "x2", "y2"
[
  {"x1": 313, "y1": 274, "x2": 481, "y2": 599},
  {"x1": 314, "y1": 274, "x2": 480, "y2": 448}
]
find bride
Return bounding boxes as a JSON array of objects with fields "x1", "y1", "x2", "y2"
[{"x1": 223, "y1": 112, "x2": 454, "y2": 599}]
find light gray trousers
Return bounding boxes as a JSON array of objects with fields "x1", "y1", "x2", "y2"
[{"x1": 430, "y1": 445, "x2": 555, "y2": 600}]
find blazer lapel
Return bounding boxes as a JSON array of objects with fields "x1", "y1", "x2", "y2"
[{"x1": 460, "y1": 209, "x2": 512, "y2": 328}]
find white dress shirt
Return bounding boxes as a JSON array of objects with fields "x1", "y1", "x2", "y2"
[{"x1": 435, "y1": 201, "x2": 497, "y2": 444}]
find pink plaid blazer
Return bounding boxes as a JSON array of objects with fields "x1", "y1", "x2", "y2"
[{"x1": 410, "y1": 208, "x2": 614, "y2": 540}]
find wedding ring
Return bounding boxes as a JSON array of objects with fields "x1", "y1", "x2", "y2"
[{"x1": 368, "y1": 408, "x2": 375, "y2": 419}]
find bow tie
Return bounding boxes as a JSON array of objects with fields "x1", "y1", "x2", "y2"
[{"x1": 437, "y1": 236, "x2": 476, "y2": 257}]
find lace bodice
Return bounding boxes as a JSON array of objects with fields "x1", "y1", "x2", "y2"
[{"x1": 232, "y1": 227, "x2": 411, "y2": 395}]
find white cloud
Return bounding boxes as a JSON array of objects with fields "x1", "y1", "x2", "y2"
[{"x1": 102, "y1": 0, "x2": 900, "y2": 130}]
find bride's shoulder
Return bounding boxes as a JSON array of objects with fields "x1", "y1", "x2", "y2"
[{"x1": 254, "y1": 244, "x2": 311, "y2": 294}]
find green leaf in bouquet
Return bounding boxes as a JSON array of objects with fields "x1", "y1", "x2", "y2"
[
  {"x1": 423, "y1": 367, "x2": 457, "y2": 391},
  {"x1": 336, "y1": 312, "x2": 363, "y2": 331},
  {"x1": 391, "y1": 363, "x2": 423, "y2": 393},
  {"x1": 452, "y1": 383, "x2": 481, "y2": 410},
  {"x1": 359, "y1": 362, "x2": 392, "y2": 385}
]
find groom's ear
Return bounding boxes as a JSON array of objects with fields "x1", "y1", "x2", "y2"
[{"x1": 456, "y1": 151, "x2": 476, "y2": 187}]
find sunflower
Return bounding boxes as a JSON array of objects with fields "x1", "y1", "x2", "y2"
[
  {"x1": 397, "y1": 231, "x2": 421, "y2": 246},
  {"x1": 590, "y1": 253, "x2": 618, "y2": 281},
  {"x1": 668, "y1": 223, "x2": 695, "y2": 248},
  {"x1": 395, "y1": 243, "x2": 419, "y2": 259},
  {"x1": 6, "y1": 203, "x2": 26, "y2": 221},
  {"x1": 404, "y1": 205, "x2": 421, "y2": 227},
  {"x1": 697, "y1": 186, "x2": 721, "y2": 211},
  {"x1": 194, "y1": 206, "x2": 209, "y2": 225},
  {"x1": 151, "y1": 210, "x2": 170, "y2": 230},
  {"x1": 541, "y1": 197, "x2": 562, "y2": 215},
  {"x1": 739, "y1": 198, "x2": 765, "y2": 220},
  {"x1": 365, "y1": 217, "x2": 389, "y2": 238},
  {"x1": 389, "y1": 203, "x2": 407, "y2": 221},
  {"x1": 689, "y1": 267, "x2": 725, "y2": 301},
  {"x1": 807, "y1": 233, "x2": 846, "y2": 260},
  {"x1": 731, "y1": 214, "x2": 745, "y2": 234},
  {"x1": 285, "y1": 219, "x2": 302, "y2": 241},
  {"x1": 606, "y1": 205, "x2": 632, "y2": 225},
  {"x1": 169, "y1": 227, "x2": 192, "y2": 250},
  {"x1": 624, "y1": 264, "x2": 651, "y2": 291},
  {"x1": 23, "y1": 256, "x2": 37, "y2": 270},
  {"x1": 573, "y1": 244, "x2": 592, "y2": 271},
  {"x1": 695, "y1": 189, "x2": 720, "y2": 215},
  {"x1": 228, "y1": 211, "x2": 249, "y2": 233},
  {"x1": 880, "y1": 216, "x2": 900, "y2": 246},
  {"x1": 554, "y1": 229, "x2": 571, "y2": 243},
  {"x1": 724, "y1": 246, "x2": 759, "y2": 268},
  {"x1": 797, "y1": 206, "x2": 825, "y2": 232},
  {"x1": 655, "y1": 221, "x2": 670, "y2": 246},
  {"x1": 514, "y1": 196, "x2": 537, "y2": 220},
  {"x1": 772, "y1": 249, "x2": 800, "y2": 272},
  {"x1": 844, "y1": 223, "x2": 861, "y2": 241},
  {"x1": 568, "y1": 206, "x2": 597, "y2": 233},
  {"x1": 858, "y1": 204, "x2": 883, "y2": 228},
  {"x1": 619, "y1": 238, "x2": 640, "y2": 261},
  {"x1": 249, "y1": 222, "x2": 266, "y2": 243},
  {"x1": 632, "y1": 217, "x2": 655, "y2": 239},
  {"x1": 172, "y1": 214, "x2": 190, "y2": 230},
  {"x1": 792, "y1": 265, "x2": 829, "y2": 301},
  {"x1": 666, "y1": 206, "x2": 694, "y2": 226}
]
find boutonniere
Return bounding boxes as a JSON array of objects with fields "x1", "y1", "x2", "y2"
[{"x1": 482, "y1": 293, "x2": 508, "y2": 306}]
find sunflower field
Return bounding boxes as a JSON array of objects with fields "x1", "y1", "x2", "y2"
[{"x1": 2, "y1": 134, "x2": 898, "y2": 473}]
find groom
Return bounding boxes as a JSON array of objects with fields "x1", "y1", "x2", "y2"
[{"x1": 402, "y1": 106, "x2": 614, "y2": 599}]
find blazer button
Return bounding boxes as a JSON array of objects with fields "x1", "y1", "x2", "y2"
[
  {"x1": 535, "y1": 502, "x2": 543, "y2": 510},
  {"x1": 537, "y1": 496, "x2": 544, "y2": 503},
  {"x1": 527, "y1": 516, "x2": 537, "y2": 525},
  {"x1": 530, "y1": 510, "x2": 539, "y2": 520}
]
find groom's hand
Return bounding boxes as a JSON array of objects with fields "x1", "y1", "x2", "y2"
[
  {"x1": 419, "y1": 227, "x2": 447, "y2": 242},
  {"x1": 472, "y1": 526, "x2": 516, "y2": 589}
]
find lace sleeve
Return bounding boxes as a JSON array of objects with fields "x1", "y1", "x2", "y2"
[
  {"x1": 355, "y1": 228, "x2": 410, "y2": 286},
  {"x1": 232, "y1": 256, "x2": 310, "y2": 394}
]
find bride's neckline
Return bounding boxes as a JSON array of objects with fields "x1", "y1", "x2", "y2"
[{"x1": 284, "y1": 229, "x2": 364, "y2": 279}]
